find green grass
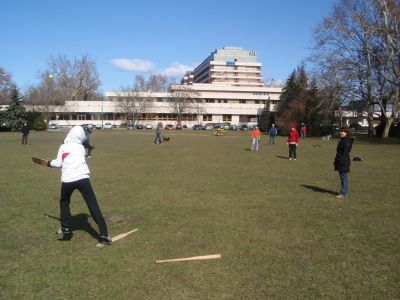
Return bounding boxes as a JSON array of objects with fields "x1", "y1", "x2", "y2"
[{"x1": 0, "y1": 129, "x2": 399, "y2": 299}]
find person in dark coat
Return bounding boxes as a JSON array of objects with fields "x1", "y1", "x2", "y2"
[
  {"x1": 334, "y1": 126, "x2": 355, "y2": 198},
  {"x1": 21, "y1": 123, "x2": 29, "y2": 145}
]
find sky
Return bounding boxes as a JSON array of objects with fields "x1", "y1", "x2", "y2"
[{"x1": 0, "y1": 0, "x2": 336, "y2": 93}]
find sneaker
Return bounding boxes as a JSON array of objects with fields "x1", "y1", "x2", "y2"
[
  {"x1": 294, "y1": 158, "x2": 297, "y2": 160},
  {"x1": 289, "y1": 158, "x2": 293, "y2": 160},
  {"x1": 57, "y1": 227, "x2": 72, "y2": 240},
  {"x1": 335, "y1": 194, "x2": 345, "y2": 199},
  {"x1": 98, "y1": 235, "x2": 112, "y2": 247}
]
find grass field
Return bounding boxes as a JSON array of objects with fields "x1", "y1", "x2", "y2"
[{"x1": 0, "y1": 129, "x2": 399, "y2": 299}]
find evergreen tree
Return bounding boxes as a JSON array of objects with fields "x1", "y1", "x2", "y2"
[
  {"x1": 4, "y1": 87, "x2": 27, "y2": 131},
  {"x1": 303, "y1": 78, "x2": 322, "y2": 136}
]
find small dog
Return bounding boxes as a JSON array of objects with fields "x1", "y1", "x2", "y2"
[
  {"x1": 353, "y1": 156, "x2": 362, "y2": 161},
  {"x1": 162, "y1": 136, "x2": 170, "y2": 144},
  {"x1": 321, "y1": 134, "x2": 332, "y2": 140}
]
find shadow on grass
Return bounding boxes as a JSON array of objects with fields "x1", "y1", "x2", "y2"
[
  {"x1": 44, "y1": 213, "x2": 100, "y2": 241},
  {"x1": 301, "y1": 184, "x2": 337, "y2": 195},
  {"x1": 276, "y1": 155, "x2": 289, "y2": 160}
]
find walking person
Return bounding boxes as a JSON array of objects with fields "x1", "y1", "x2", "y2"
[
  {"x1": 47, "y1": 126, "x2": 111, "y2": 246},
  {"x1": 251, "y1": 126, "x2": 261, "y2": 151},
  {"x1": 301, "y1": 123, "x2": 307, "y2": 139},
  {"x1": 287, "y1": 126, "x2": 299, "y2": 160},
  {"x1": 334, "y1": 126, "x2": 355, "y2": 199},
  {"x1": 83, "y1": 125, "x2": 94, "y2": 158},
  {"x1": 154, "y1": 124, "x2": 162, "y2": 144},
  {"x1": 268, "y1": 124, "x2": 277, "y2": 144},
  {"x1": 21, "y1": 122, "x2": 29, "y2": 145}
]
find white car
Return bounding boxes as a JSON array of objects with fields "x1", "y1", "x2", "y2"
[
  {"x1": 145, "y1": 124, "x2": 153, "y2": 129},
  {"x1": 48, "y1": 123, "x2": 59, "y2": 130},
  {"x1": 103, "y1": 122, "x2": 113, "y2": 129}
]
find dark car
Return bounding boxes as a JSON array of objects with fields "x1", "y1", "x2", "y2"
[
  {"x1": 239, "y1": 125, "x2": 249, "y2": 131},
  {"x1": 192, "y1": 124, "x2": 203, "y2": 130},
  {"x1": 164, "y1": 124, "x2": 174, "y2": 130},
  {"x1": 136, "y1": 124, "x2": 144, "y2": 129},
  {"x1": 175, "y1": 124, "x2": 182, "y2": 130}
]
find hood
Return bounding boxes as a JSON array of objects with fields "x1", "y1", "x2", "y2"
[{"x1": 64, "y1": 126, "x2": 86, "y2": 144}]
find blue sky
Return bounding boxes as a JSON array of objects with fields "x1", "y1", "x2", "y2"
[{"x1": 0, "y1": 0, "x2": 336, "y2": 92}]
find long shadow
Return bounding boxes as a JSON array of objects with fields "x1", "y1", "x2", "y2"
[
  {"x1": 301, "y1": 185, "x2": 337, "y2": 195},
  {"x1": 276, "y1": 155, "x2": 289, "y2": 160},
  {"x1": 44, "y1": 213, "x2": 100, "y2": 240}
]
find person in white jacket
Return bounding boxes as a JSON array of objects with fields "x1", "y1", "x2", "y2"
[{"x1": 48, "y1": 125, "x2": 111, "y2": 246}]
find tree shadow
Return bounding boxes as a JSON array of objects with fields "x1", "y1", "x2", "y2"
[
  {"x1": 301, "y1": 185, "x2": 337, "y2": 195},
  {"x1": 44, "y1": 213, "x2": 100, "y2": 240}
]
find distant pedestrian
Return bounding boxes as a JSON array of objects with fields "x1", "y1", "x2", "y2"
[
  {"x1": 287, "y1": 126, "x2": 299, "y2": 160},
  {"x1": 334, "y1": 126, "x2": 355, "y2": 199},
  {"x1": 301, "y1": 123, "x2": 307, "y2": 139},
  {"x1": 154, "y1": 124, "x2": 162, "y2": 144},
  {"x1": 251, "y1": 126, "x2": 261, "y2": 151},
  {"x1": 82, "y1": 125, "x2": 94, "y2": 157},
  {"x1": 268, "y1": 124, "x2": 277, "y2": 144},
  {"x1": 21, "y1": 122, "x2": 29, "y2": 145}
]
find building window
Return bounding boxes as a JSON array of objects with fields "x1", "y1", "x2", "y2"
[
  {"x1": 255, "y1": 100, "x2": 260, "y2": 104},
  {"x1": 223, "y1": 115, "x2": 232, "y2": 122},
  {"x1": 206, "y1": 99, "x2": 215, "y2": 103},
  {"x1": 203, "y1": 114, "x2": 212, "y2": 121},
  {"x1": 239, "y1": 100, "x2": 247, "y2": 104}
]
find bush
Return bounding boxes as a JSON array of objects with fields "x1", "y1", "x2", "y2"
[{"x1": 33, "y1": 119, "x2": 47, "y2": 131}]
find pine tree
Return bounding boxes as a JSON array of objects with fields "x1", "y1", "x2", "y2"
[{"x1": 4, "y1": 87, "x2": 27, "y2": 131}]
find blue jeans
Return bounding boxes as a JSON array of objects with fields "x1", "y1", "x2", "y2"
[
  {"x1": 269, "y1": 135, "x2": 275, "y2": 144},
  {"x1": 339, "y1": 172, "x2": 349, "y2": 196},
  {"x1": 251, "y1": 138, "x2": 259, "y2": 151}
]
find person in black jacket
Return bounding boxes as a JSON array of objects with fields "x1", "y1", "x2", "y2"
[
  {"x1": 21, "y1": 123, "x2": 29, "y2": 145},
  {"x1": 334, "y1": 126, "x2": 355, "y2": 198}
]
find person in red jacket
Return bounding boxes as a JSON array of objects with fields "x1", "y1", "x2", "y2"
[
  {"x1": 251, "y1": 126, "x2": 261, "y2": 151},
  {"x1": 301, "y1": 123, "x2": 307, "y2": 139},
  {"x1": 287, "y1": 126, "x2": 299, "y2": 160}
]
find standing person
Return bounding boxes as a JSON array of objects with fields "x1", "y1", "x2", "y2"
[
  {"x1": 268, "y1": 124, "x2": 278, "y2": 144},
  {"x1": 21, "y1": 122, "x2": 29, "y2": 145},
  {"x1": 154, "y1": 124, "x2": 162, "y2": 144},
  {"x1": 251, "y1": 126, "x2": 261, "y2": 151},
  {"x1": 334, "y1": 126, "x2": 355, "y2": 199},
  {"x1": 301, "y1": 123, "x2": 307, "y2": 139},
  {"x1": 82, "y1": 125, "x2": 94, "y2": 158},
  {"x1": 287, "y1": 126, "x2": 299, "y2": 160},
  {"x1": 47, "y1": 126, "x2": 111, "y2": 246}
]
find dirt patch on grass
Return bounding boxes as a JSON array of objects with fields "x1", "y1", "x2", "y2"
[{"x1": 105, "y1": 213, "x2": 143, "y2": 225}]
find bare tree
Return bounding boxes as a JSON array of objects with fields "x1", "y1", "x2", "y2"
[
  {"x1": 48, "y1": 54, "x2": 101, "y2": 100},
  {"x1": 0, "y1": 67, "x2": 14, "y2": 104},
  {"x1": 168, "y1": 86, "x2": 203, "y2": 125},
  {"x1": 115, "y1": 85, "x2": 153, "y2": 125}
]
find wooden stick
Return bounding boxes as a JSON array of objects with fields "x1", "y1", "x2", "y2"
[
  {"x1": 111, "y1": 229, "x2": 138, "y2": 242},
  {"x1": 156, "y1": 254, "x2": 221, "y2": 264},
  {"x1": 32, "y1": 156, "x2": 48, "y2": 167}
]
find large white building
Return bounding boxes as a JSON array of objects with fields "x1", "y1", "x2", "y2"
[{"x1": 32, "y1": 47, "x2": 283, "y2": 128}]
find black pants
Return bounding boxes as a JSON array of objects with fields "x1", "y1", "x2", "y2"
[
  {"x1": 22, "y1": 134, "x2": 28, "y2": 145},
  {"x1": 289, "y1": 144, "x2": 297, "y2": 159},
  {"x1": 60, "y1": 178, "x2": 108, "y2": 236}
]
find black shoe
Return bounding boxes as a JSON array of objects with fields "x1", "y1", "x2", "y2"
[
  {"x1": 57, "y1": 227, "x2": 72, "y2": 240},
  {"x1": 98, "y1": 235, "x2": 112, "y2": 247}
]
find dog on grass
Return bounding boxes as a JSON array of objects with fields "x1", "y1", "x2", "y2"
[
  {"x1": 321, "y1": 134, "x2": 332, "y2": 140},
  {"x1": 162, "y1": 136, "x2": 170, "y2": 144}
]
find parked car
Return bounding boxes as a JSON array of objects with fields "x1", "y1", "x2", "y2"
[
  {"x1": 48, "y1": 123, "x2": 59, "y2": 130},
  {"x1": 192, "y1": 124, "x2": 203, "y2": 130},
  {"x1": 175, "y1": 124, "x2": 182, "y2": 130},
  {"x1": 164, "y1": 124, "x2": 174, "y2": 130},
  {"x1": 239, "y1": 125, "x2": 249, "y2": 131},
  {"x1": 229, "y1": 125, "x2": 238, "y2": 131},
  {"x1": 136, "y1": 124, "x2": 144, "y2": 129},
  {"x1": 127, "y1": 123, "x2": 134, "y2": 130},
  {"x1": 103, "y1": 122, "x2": 113, "y2": 129},
  {"x1": 145, "y1": 124, "x2": 153, "y2": 129},
  {"x1": 95, "y1": 124, "x2": 102, "y2": 129}
]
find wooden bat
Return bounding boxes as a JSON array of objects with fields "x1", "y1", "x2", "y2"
[
  {"x1": 32, "y1": 156, "x2": 49, "y2": 167},
  {"x1": 156, "y1": 254, "x2": 222, "y2": 264},
  {"x1": 111, "y1": 228, "x2": 138, "y2": 242}
]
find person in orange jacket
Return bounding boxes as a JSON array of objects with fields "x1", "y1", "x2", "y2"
[
  {"x1": 251, "y1": 126, "x2": 261, "y2": 151},
  {"x1": 287, "y1": 126, "x2": 299, "y2": 160}
]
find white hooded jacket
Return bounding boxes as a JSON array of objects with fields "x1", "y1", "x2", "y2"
[{"x1": 49, "y1": 126, "x2": 90, "y2": 183}]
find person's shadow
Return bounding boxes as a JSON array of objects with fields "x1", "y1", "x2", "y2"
[
  {"x1": 44, "y1": 213, "x2": 100, "y2": 241},
  {"x1": 301, "y1": 185, "x2": 337, "y2": 195}
]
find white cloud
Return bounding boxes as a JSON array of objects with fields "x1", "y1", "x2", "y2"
[
  {"x1": 265, "y1": 79, "x2": 285, "y2": 87},
  {"x1": 111, "y1": 58, "x2": 155, "y2": 72},
  {"x1": 159, "y1": 62, "x2": 194, "y2": 78}
]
